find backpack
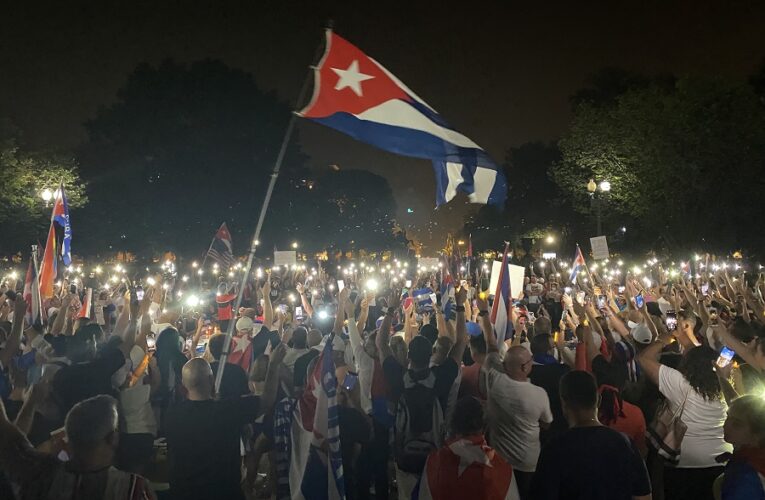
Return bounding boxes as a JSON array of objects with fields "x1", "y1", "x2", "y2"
[{"x1": 394, "y1": 370, "x2": 445, "y2": 473}]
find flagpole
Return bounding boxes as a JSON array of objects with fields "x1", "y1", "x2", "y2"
[
  {"x1": 31, "y1": 245, "x2": 43, "y2": 325},
  {"x1": 215, "y1": 28, "x2": 328, "y2": 394}
]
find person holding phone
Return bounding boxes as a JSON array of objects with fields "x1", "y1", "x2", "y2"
[{"x1": 637, "y1": 332, "x2": 732, "y2": 500}]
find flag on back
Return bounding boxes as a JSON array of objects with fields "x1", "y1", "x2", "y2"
[
  {"x1": 289, "y1": 333, "x2": 345, "y2": 500},
  {"x1": 490, "y1": 243, "x2": 512, "y2": 345},
  {"x1": 23, "y1": 253, "x2": 43, "y2": 327},
  {"x1": 39, "y1": 184, "x2": 72, "y2": 299},
  {"x1": 207, "y1": 222, "x2": 235, "y2": 268},
  {"x1": 298, "y1": 30, "x2": 507, "y2": 207},
  {"x1": 568, "y1": 245, "x2": 587, "y2": 283}
]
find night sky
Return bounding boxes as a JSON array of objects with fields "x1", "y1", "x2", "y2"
[{"x1": 3, "y1": 1, "x2": 765, "y2": 246}]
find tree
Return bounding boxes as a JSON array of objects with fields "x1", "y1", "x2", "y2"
[
  {"x1": 0, "y1": 128, "x2": 87, "y2": 254},
  {"x1": 309, "y1": 169, "x2": 404, "y2": 254},
  {"x1": 77, "y1": 59, "x2": 309, "y2": 257},
  {"x1": 465, "y1": 142, "x2": 572, "y2": 250},
  {"x1": 555, "y1": 76, "x2": 765, "y2": 252}
]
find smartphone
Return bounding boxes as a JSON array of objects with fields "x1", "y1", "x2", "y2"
[
  {"x1": 665, "y1": 310, "x2": 677, "y2": 332},
  {"x1": 405, "y1": 280, "x2": 412, "y2": 288},
  {"x1": 635, "y1": 293, "x2": 645, "y2": 309},
  {"x1": 337, "y1": 280, "x2": 345, "y2": 292},
  {"x1": 597, "y1": 295, "x2": 607, "y2": 309},
  {"x1": 342, "y1": 372, "x2": 359, "y2": 391},
  {"x1": 618, "y1": 286, "x2": 626, "y2": 293},
  {"x1": 295, "y1": 306, "x2": 304, "y2": 320},
  {"x1": 701, "y1": 283, "x2": 710, "y2": 296},
  {"x1": 146, "y1": 335, "x2": 156, "y2": 351},
  {"x1": 135, "y1": 285, "x2": 145, "y2": 301},
  {"x1": 716, "y1": 346, "x2": 735, "y2": 368}
]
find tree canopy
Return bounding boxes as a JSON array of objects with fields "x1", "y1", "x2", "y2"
[
  {"x1": 77, "y1": 59, "x2": 309, "y2": 256},
  {"x1": 0, "y1": 127, "x2": 86, "y2": 255},
  {"x1": 554, "y1": 76, "x2": 765, "y2": 252}
]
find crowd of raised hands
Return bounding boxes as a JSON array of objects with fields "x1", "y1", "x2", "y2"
[{"x1": 0, "y1": 255, "x2": 764, "y2": 500}]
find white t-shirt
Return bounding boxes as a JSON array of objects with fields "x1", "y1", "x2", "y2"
[
  {"x1": 658, "y1": 364, "x2": 732, "y2": 467},
  {"x1": 525, "y1": 283, "x2": 544, "y2": 304},
  {"x1": 353, "y1": 344, "x2": 376, "y2": 415},
  {"x1": 482, "y1": 352, "x2": 553, "y2": 472}
]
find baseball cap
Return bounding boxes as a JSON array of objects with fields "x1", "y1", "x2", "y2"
[
  {"x1": 236, "y1": 316, "x2": 254, "y2": 332},
  {"x1": 630, "y1": 322, "x2": 653, "y2": 344}
]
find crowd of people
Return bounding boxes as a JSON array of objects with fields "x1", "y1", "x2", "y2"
[{"x1": 1, "y1": 254, "x2": 765, "y2": 500}]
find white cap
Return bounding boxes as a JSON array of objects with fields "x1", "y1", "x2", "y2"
[
  {"x1": 657, "y1": 297, "x2": 672, "y2": 316},
  {"x1": 236, "y1": 316, "x2": 254, "y2": 332},
  {"x1": 630, "y1": 323, "x2": 653, "y2": 344}
]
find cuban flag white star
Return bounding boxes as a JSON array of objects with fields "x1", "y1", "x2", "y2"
[
  {"x1": 232, "y1": 334, "x2": 250, "y2": 353},
  {"x1": 331, "y1": 60, "x2": 374, "y2": 96}
]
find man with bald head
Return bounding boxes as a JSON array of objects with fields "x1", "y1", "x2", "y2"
[
  {"x1": 481, "y1": 344, "x2": 553, "y2": 500},
  {"x1": 166, "y1": 347, "x2": 285, "y2": 500}
]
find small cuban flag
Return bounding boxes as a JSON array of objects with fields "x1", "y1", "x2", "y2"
[{"x1": 569, "y1": 245, "x2": 587, "y2": 284}]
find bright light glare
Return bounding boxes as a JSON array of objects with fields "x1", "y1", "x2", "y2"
[
  {"x1": 366, "y1": 278, "x2": 379, "y2": 291},
  {"x1": 186, "y1": 295, "x2": 200, "y2": 307}
]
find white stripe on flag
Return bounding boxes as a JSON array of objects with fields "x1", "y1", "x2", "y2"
[
  {"x1": 445, "y1": 162, "x2": 465, "y2": 202},
  {"x1": 468, "y1": 167, "x2": 498, "y2": 204}
]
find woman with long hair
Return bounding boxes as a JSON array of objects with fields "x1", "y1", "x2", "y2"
[{"x1": 638, "y1": 333, "x2": 732, "y2": 500}]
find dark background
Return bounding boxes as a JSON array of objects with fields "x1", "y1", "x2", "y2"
[{"x1": 2, "y1": 1, "x2": 765, "y2": 253}]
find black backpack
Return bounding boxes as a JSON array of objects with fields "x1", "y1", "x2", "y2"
[{"x1": 394, "y1": 370, "x2": 445, "y2": 473}]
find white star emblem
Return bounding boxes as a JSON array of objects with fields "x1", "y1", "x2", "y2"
[
  {"x1": 331, "y1": 60, "x2": 374, "y2": 96},
  {"x1": 232, "y1": 335, "x2": 250, "y2": 353}
]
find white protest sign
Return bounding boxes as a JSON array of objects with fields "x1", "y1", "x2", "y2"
[
  {"x1": 590, "y1": 236, "x2": 610, "y2": 260},
  {"x1": 489, "y1": 261, "x2": 526, "y2": 299},
  {"x1": 273, "y1": 250, "x2": 297, "y2": 267}
]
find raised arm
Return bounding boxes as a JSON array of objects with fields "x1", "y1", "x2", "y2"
[
  {"x1": 50, "y1": 294, "x2": 73, "y2": 335},
  {"x1": 376, "y1": 294, "x2": 398, "y2": 362},
  {"x1": 637, "y1": 331, "x2": 674, "y2": 385},
  {"x1": 262, "y1": 274, "x2": 273, "y2": 330},
  {"x1": 333, "y1": 288, "x2": 350, "y2": 335},
  {"x1": 356, "y1": 292, "x2": 369, "y2": 333},
  {"x1": 0, "y1": 299, "x2": 26, "y2": 369},
  {"x1": 296, "y1": 282, "x2": 314, "y2": 319},
  {"x1": 344, "y1": 295, "x2": 362, "y2": 354},
  {"x1": 449, "y1": 286, "x2": 469, "y2": 364},
  {"x1": 476, "y1": 294, "x2": 497, "y2": 353}
]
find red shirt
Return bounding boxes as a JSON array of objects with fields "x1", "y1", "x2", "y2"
[{"x1": 606, "y1": 401, "x2": 646, "y2": 453}]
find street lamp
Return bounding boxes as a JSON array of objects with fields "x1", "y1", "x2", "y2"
[
  {"x1": 587, "y1": 179, "x2": 610, "y2": 235},
  {"x1": 41, "y1": 188, "x2": 53, "y2": 207},
  {"x1": 291, "y1": 242, "x2": 298, "y2": 249}
]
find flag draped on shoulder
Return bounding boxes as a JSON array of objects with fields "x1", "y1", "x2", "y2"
[
  {"x1": 298, "y1": 30, "x2": 507, "y2": 207},
  {"x1": 569, "y1": 245, "x2": 587, "y2": 283},
  {"x1": 490, "y1": 243, "x2": 511, "y2": 345},
  {"x1": 207, "y1": 223, "x2": 235, "y2": 268},
  {"x1": 39, "y1": 183, "x2": 71, "y2": 299},
  {"x1": 289, "y1": 333, "x2": 345, "y2": 500}
]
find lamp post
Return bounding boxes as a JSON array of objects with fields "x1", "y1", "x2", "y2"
[
  {"x1": 587, "y1": 179, "x2": 610, "y2": 235},
  {"x1": 40, "y1": 188, "x2": 53, "y2": 207}
]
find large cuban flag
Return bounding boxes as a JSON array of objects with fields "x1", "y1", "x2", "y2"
[{"x1": 298, "y1": 30, "x2": 507, "y2": 207}]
